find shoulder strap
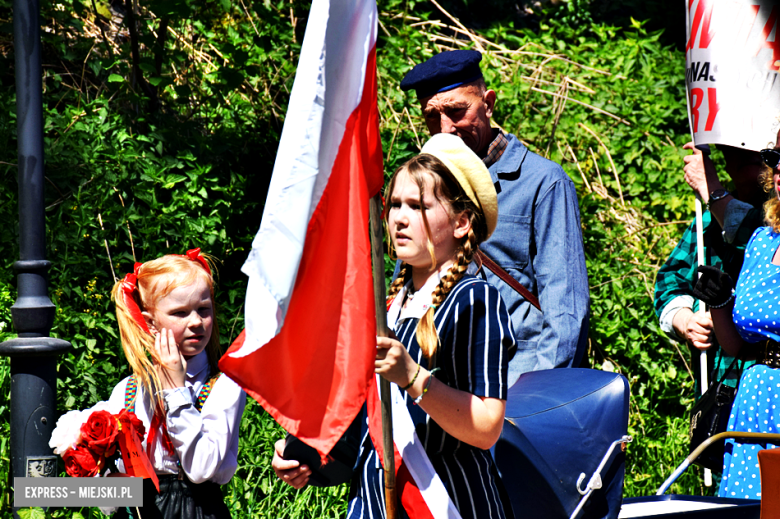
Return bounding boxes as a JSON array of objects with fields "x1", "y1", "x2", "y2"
[
  {"x1": 124, "y1": 375, "x2": 138, "y2": 413},
  {"x1": 195, "y1": 373, "x2": 222, "y2": 412},
  {"x1": 714, "y1": 350, "x2": 746, "y2": 388},
  {"x1": 474, "y1": 249, "x2": 542, "y2": 311},
  {"x1": 126, "y1": 372, "x2": 222, "y2": 413}
]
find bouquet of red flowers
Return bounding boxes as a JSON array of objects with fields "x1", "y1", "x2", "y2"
[{"x1": 49, "y1": 402, "x2": 157, "y2": 487}]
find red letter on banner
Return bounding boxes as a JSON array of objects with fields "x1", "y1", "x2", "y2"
[
  {"x1": 705, "y1": 88, "x2": 719, "y2": 131},
  {"x1": 690, "y1": 88, "x2": 704, "y2": 132},
  {"x1": 698, "y1": 1, "x2": 717, "y2": 49},
  {"x1": 756, "y1": 6, "x2": 780, "y2": 71},
  {"x1": 687, "y1": 0, "x2": 706, "y2": 52}
]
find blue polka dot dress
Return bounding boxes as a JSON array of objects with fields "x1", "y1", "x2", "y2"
[{"x1": 719, "y1": 227, "x2": 780, "y2": 499}]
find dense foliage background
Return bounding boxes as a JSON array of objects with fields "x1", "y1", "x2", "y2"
[{"x1": 0, "y1": 0, "x2": 739, "y2": 516}]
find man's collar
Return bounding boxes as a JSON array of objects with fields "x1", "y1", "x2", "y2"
[
  {"x1": 482, "y1": 128, "x2": 509, "y2": 168},
  {"x1": 485, "y1": 133, "x2": 529, "y2": 181}
]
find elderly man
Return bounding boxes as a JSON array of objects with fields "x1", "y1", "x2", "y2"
[{"x1": 399, "y1": 50, "x2": 590, "y2": 384}]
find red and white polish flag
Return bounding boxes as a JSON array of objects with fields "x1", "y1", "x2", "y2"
[
  {"x1": 219, "y1": 0, "x2": 384, "y2": 458},
  {"x1": 219, "y1": 1, "x2": 458, "y2": 515}
]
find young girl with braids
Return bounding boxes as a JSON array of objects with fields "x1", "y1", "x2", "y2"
[
  {"x1": 274, "y1": 134, "x2": 516, "y2": 518},
  {"x1": 371, "y1": 133, "x2": 517, "y2": 518},
  {"x1": 104, "y1": 249, "x2": 246, "y2": 519}
]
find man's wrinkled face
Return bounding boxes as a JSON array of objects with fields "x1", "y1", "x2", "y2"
[{"x1": 419, "y1": 84, "x2": 496, "y2": 154}]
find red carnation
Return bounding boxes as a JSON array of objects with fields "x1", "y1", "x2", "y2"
[
  {"x1": 80, "y1": 410, "x2": 120, "y2": 457},
  {"x1": 117, "y1": 408, "x2": 146, "y2": 442},
  {"x1": 62, "y1": 446, "x2": 101, "y2": 477}
]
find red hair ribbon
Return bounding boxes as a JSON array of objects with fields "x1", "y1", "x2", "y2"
[
  {"x1": 121, "y1": 265, "x2": 150, "y2": 334},
  {"x1": 182, "y1": 248, "x2": 211, "y2": 275},
  {"x1": 121, "y1": 250, "x2": 209, "y2": 333},
  {"x1": 122, "y1": 259, "x2": 177, "y2": 461}
]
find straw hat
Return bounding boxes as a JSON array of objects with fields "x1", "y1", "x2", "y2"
[{"x1": 420, "y1": 134, "x2": 498, "y2": 237}]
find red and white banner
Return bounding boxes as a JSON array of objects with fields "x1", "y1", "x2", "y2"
[
  {"x1": 219, "y1": 0, "x2": 384, "y2": 458},
  {"x1": 685, "y1": 0, "x2": 780, "y2": 150}
]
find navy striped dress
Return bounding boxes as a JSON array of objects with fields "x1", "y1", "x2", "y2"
[{"x1": 347, "y1": 275, "x2": 516, "y2": 519}]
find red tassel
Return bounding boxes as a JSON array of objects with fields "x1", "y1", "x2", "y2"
[{"x1": 118, "y1": 415, "x2": 160, "y2": 492}]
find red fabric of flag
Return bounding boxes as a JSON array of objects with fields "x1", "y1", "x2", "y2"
[{"x1": 220, "y1": 14, "x2": 383, "y2": 458}]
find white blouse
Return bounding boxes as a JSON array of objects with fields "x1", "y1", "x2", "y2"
[{"x1": 107, "y1": 350, "x2": 246, "y2": 484}]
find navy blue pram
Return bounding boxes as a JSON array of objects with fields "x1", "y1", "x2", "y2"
[{"x1": 492, "y1": 368, "x2": 630, "y2": 519}]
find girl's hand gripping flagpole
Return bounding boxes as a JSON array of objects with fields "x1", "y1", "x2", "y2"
[{"x1": 370, "y1": 194, "x2": 398, "y2": 519}]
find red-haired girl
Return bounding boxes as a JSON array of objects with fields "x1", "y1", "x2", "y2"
[{"x1": 106, "y1": 250, "x2": 245, "y2": 519}]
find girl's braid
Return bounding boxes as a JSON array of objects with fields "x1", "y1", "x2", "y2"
[
  {"x1": 416, "y1": 228, "x2": 479, "y2": 362},
  {"x1": 430, "y1": 228, "x2": 476, "y2": 308},
  {"x1": 387, "y1": 263, "x2": 409, "y2": 299}
]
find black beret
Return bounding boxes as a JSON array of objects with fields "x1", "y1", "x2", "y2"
[{"x1": 400, "y1": 50, "x2": 483, "y2": 98}]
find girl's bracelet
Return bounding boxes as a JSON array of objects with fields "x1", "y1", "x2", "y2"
[
  {"x1": 709, "y1": 294, "x2": 734, "y2": 309},
  {"x1": 401, "y1": 364, "x2": 421, "y2": 391},
  {"x1": 414, "y1": 368, "x2": 441, "y2": 405}
]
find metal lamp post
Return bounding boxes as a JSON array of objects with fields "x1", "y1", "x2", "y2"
[{"x1": 0, "y1": 0, "x2": 72, "y2": 511}]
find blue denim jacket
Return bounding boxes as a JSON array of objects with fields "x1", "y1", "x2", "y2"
[{"x1": 477, "y1": 134, "x2": 590, "y2": 385}]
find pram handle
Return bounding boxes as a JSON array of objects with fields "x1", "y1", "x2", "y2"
[{"x1": 656, "y1": 431, "x2": 780, "y2": 495}]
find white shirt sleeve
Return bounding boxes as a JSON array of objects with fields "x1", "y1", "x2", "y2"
[
  {"x1": 659, "y1": 295, "x2": 694, "y2": 339},
  {"x1": 163, "y1": 375, "x2": 246, "y2": 484}
]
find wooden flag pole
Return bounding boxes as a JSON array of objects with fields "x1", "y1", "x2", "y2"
[{"x1": 369, "y1": 193, "x2": 398, "y2": 519}]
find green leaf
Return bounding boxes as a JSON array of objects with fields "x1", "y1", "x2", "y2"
[
  {"x1": 94, "y1": 1, "x2": 111, "y2": 19},
  {"x1": 219, "y1": 67, "x2": 244, "y2": 90},
  {"x1": 107, "y1": 74, "x2": 124, "y2": 83},
  {"x1": 139, "y1": 62, "x2": 156, "y2": 75},
  {"x1": 162, "y1": 174, "x2": 187, "y2": 188},
  {"x1": 17, "y1": 508, "x2": 46, "y2": 519}
]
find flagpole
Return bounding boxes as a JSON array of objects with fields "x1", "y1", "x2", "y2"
[
  {"x1": 685, "y1": 84, "x2": 713, "y2": 488},
  {"x1": 369, "y1": 193, "x2": 399, "y2": 519}
]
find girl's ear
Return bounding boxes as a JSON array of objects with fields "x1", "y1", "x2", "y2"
[
  {"x1": 452, "y1": 211, "x2": 472, "y2": 240},
  {"x1": 142, "y1": 311, "x2": 158, "y2": 335}
]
